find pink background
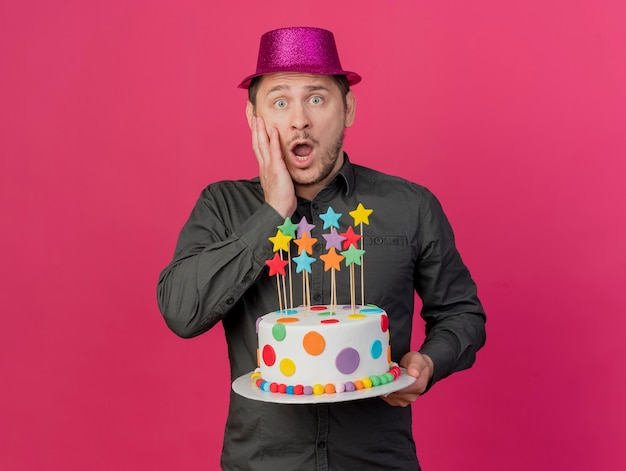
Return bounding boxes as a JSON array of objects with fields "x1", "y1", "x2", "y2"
[{"x1": 2, "y1": 1, "x2": 625, "y2": 469}]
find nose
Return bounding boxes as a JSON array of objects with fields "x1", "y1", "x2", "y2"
[{"x1": 290, "y1": 103, "x2": 310, "y2": 131}]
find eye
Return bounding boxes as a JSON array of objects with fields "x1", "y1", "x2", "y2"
[
  {"x1": 274, "y1": 99, "x2": 287, "y2": 109},
  {"x1": 310, "y1": 96, "x2": 324, "y2": 105}
]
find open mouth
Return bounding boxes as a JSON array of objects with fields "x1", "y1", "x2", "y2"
[{"x1": 290, "y1": 142, "x2": 313, "y2": 161}]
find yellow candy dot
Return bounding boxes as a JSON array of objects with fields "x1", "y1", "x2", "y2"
[
  {"x1": 313, "y1": 384, "x2": 325, "y2": 395},
  {"x1": 361, "y1": 377, "x2": 373, "y2": 388},
  {"x1": 347, "y1": 314, "x2": 366, "y2": 319},
  {"x1": 279, "y1": 358, "x2": 296, "y2": 376},
  {"x1": 251, "y1": 372, "x2": 261, "y2": 381}
]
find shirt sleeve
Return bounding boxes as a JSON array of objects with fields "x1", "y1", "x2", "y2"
[
  {"x1": 414, "y1": 189, "x2": 487, "y2": 389},
  {"x1": 156, "y1": 184, "x2": 284, "y2": 338}
]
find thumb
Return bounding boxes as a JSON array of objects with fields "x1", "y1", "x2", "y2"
[{"x1": 400, "y1": 352, "x2": 422, "y2": 378}]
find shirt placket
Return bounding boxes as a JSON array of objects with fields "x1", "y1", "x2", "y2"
[{"x1": 315, "y1": 404, "x2": 329, "y2": 470}]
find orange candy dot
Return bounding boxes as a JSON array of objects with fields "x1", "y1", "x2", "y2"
[
  {"x1": 324, "y1": 384, "x2": 336, "y2": 394},
  {"x1": 354, "y1": 380, "x2": 364, "y2": 390},
  {"x1": 303, "y1": 331, "x2": 325, "y2": 356}
]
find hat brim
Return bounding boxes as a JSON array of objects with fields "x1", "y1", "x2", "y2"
[{"x1": 238, "y1": 71, "x2": 362, "y2": 89}]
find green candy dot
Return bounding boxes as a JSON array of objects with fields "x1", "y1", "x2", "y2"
[
  {"x1": 272, "y1": 323, "x2": 287, "y2": 341},
  {"x1": 370, "y1": 375, "x2": 381, "y2": 387}
]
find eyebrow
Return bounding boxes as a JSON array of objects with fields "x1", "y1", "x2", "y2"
[{"x1": 266, "y1": 84, "x2": 330, "y2": 94}]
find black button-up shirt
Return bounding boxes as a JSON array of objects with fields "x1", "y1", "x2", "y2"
[{"x1": 157, "y1": 155, "x2": 486, "y2": 470}]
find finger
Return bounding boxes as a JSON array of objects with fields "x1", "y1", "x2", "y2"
[
  {"x1": 268, "y1": 126, "x2": 282, "y2": 164},
  {"x1": 254, "y1": 116, "x2": 271, "y2": 165}
]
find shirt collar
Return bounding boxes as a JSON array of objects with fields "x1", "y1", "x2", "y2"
[{"x1": 312, "y1": 152, "x2": 354, "y2": 203}]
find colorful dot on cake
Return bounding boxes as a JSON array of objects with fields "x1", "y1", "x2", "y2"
[
  {"x1": 277, "y1": 317, "x2": 299, "y2": 324},
  {"x1": 353, "y1": 380, "x2": 364, "y2": 390},
  {"x1": 361, "y1": 307, "x2": 384, "y2": 313},
  {"x1": 347, "y1": 314, "x2": 366, "y2": 319},
  {"x1": 380, "y1": 314, "x2": 389, "y2": 332},
  {"x1": 361, "y1": 377, "x2": 373, "y2": 388},
  {"x1": 369, "y1": 375, "x2": 381, "y2": 387},
  {"x1": 272, "y1": 323, "x2": 287, "y2": 341},
  {"x1": 335, "y1": 382, "x2": 346, "y2": 393},
  {"x1": 262, "y1": 345, "x2": 276, "y2": 366},
  {"x1": 324, "y1": 383, "x2": 336, "y2": 394},
  {"x1": 310, "y1": 305, "x2": 328, "y2": 311},
  {"x1": 321, "y1": 319, "x2": 339, "y2": 324},
  {"x1": 278, "y1": 384, "x2": 287, "y2": 394},
  {"x1": 303, "y1": 331, "x2": 326, "y2": 356},
  {"x1": 345, "y1": 382, "x2": 355, "y2": 392},
  {"x1": 286, "y1": 385, "x2": 294, "y2": 394},
  {"x1": 255, "y1": 317, "x2": 263, "y2": 333},
  {"x1": 336, "y1": 347, "x2": 360, "y2": 374},
  {"x1": 279, "y1": 358, "x2": 296, "y2": 377},
  {"x1": 303, "y1": 386, "x2": 313, "y2": 395},
  {"x1": 293, "y1": 385, "x2": 304, "y2": 395},
  {"x1": 313, "y1": 384, "x2": 325, "y2": 395},
  {"x1": 370, "y1": 339, "x2": 383, "y2": 359}
]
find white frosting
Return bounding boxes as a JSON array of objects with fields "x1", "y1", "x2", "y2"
[{"x1": 257, "y1": 305, "x2": 391, "y2": 387}]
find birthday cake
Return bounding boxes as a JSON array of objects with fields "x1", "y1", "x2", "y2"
[
  {"x1": 249, "y1": 204, "x2": 402, "y2": 397},
  {"x1": 253, "y1": 304, "x2": 401, "y2": 395}
]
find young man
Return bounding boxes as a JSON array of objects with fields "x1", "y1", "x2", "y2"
[{"x1": 158, "y1": 27, "x2": 486, "y2": 470}]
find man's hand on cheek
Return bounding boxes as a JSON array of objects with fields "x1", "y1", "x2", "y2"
[{"x1": 251, "y1": 116, "x2": 297, "y2": 218}]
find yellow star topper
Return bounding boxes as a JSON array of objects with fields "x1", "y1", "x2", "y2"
[
  {"x1": 268, "y1": 229, "x2": 292, "y2": 252},
  {"x1": 349, "y1": 203, "x2": 373, "y2": 226}
]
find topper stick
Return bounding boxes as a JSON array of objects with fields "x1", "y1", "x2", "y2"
[
  {"x1": 350, "y1": 264, "x2": 356, "y2": 312},
  {"x1": 359, "y1": 223, "x2": 365, "y2": 307},
  {"x1": 329, "y1": 268, "x2": 334, "y2": 313},
  {"x1": 288, "y1": 250, "x2": 293, "y2": 309},
  {"x1": 303, "y1": 270, "x2": 312, "y2": 314},
  {"x1": 276, "y1": 274, "x2": 283, "y2": 315},
  {"x1": 281, "y1": 264, "x2": 288, "y2": 314}
]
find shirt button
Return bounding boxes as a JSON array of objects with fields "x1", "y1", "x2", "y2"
[
  {"x1": 226, "y1": 297, "x2": 235, "y2": 305},
  {"x1": 374, "y1": 237, "x2": 383, "y2": 244},
  {"x1": 313, "y1": 293, "x2": 322, "y2": 302},
  {"x1": 317, "y1": 441, "x2": 326, "y2": 449}
]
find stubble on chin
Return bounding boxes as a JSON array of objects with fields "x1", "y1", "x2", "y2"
[{"x1": 291, "y1": 133, "x2": 345, "y2": 188}]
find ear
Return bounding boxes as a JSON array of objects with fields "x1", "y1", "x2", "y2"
[
  {"x1": 344, "y1": 91, "x2": 356, "y2": 128},
  {"x1": 245, "y1": 100, "x2": 255, "y2": 129}
]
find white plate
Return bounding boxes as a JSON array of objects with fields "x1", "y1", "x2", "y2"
[{"x1": 232, "y1": 368, "x2": 415, "y2": 404}]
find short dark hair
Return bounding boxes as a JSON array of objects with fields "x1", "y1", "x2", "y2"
[{"x1": 248, "y1": 74, "x2": 350, "y2": 111}]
